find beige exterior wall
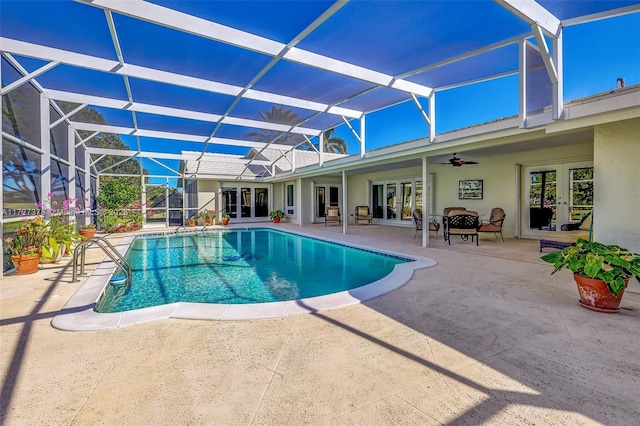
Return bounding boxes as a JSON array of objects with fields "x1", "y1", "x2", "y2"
[
  {"x1": 345, "y1": 141, "x2": 594, "y2": 238},
  {"x1": 594, "y1": 118, "x2": 640, "y2": 252},
  {"x1": 197, "y1": 180, "x2": 219, "y2": 224}
]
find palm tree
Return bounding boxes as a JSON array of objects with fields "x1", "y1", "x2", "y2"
[
  {"x1": 302, "y1": 128, "x2": 348, "y2": 154},
  {"x1": 244, "y1": 105, "x2": 305, "y2": 146},
  {"x1": 322, "y1": 128, "x2": 348, "y2": 154}
]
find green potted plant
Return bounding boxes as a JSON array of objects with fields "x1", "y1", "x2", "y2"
[
  {"x1": 187, "y1": 215, "x2": 197, "y2": 227},
  {"x1": 4, "y1": 216, "x2": 47, "y2": 274},
  {"x1": 541, "y1": 238, "x2": 640, "y2": 313},
  {"x1": 43, "y1": 215, "x2": 86, "y2": 263},
  {"x1": 268, "y1": 209, "x2": 285, "y2": 223},
  {"x1": 199, "y1": 209, "x2": 216, "y2": 226},
  {"x1": 221, "y1": 214, "x2": 231, "y2": 226}
]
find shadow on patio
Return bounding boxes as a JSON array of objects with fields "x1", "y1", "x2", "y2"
[{"x1": 1, "y1": 225, "x2": 638, "y2": 424}]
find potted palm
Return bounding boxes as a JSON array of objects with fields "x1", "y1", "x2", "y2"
[
  {"x1": 221, "y1": 214, "x2": 231, "y2": 226},
  {"x1": 268, "y1": 209, "x2": 285, "y2": 223},
  {"x1": 4, "y1": 216, "x2": 47, "y2": 274},
  {"x1": 541, "y1": 238, "x2": 640, "y2": 313}
]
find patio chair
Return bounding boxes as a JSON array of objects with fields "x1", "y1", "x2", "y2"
[
  {"x1": 325, "y1": 206, "x2": 341, "y2": 226},
  {"x1": 540, "y1": 211, "x2": 593, "y2": 252},
  {"x1": 355, "y1": 206, "x2": 373, "y2": 225},
  {"x1": 413, "y1": 209, "x2": 439, "y2": 239},
  {"x1": 443, "y1": 206, "x2": 467, "y2": 216},
  {"x1": 443, "y1": 210, "x2": 479, "y2": 245},
  {"x1": 477, "y1": 207, "x2": 506, "y2": 241}
]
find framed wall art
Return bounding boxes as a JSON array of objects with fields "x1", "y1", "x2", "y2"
[{"x1": 459, "y1": 179, "x2": 483, "y2": 200}]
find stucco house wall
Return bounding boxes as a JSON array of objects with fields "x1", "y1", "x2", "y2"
[
  {"x1": 345, "y1": 140, "x2": 593, "y2": 238},
  {"x1": 594, "y1": 118, "x2": 640, "y2": 253}
]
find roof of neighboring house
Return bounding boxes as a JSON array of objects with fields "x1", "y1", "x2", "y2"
[{"x1": 181, "y1": 148, "x2": 347, "y2": 179}]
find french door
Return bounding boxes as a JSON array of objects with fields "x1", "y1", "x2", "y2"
[
  {"x1": 372, "y1": 179, "x2": 423, "y2": 223},
  {"x1": 314, "y1": 184, "x2": 341, "y2": 222},
  {"x1": 222, "y1": 185, "x2": 269, "y2": 221},
  {"x1": 522, "y1": 162, "x2": 593, "y2": 238}
]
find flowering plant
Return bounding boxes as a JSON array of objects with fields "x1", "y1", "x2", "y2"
[
  {"x1": 4, "y1": 216, "x2": 47, "y2": 256},
  {"x1": 199, "y1": 209, "x2": 216, "y2": 221},
  {"x1": 36, "y1": 195, "x2": 85, "y2": 260}
]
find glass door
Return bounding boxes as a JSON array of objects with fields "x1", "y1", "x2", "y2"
[
  {"x1": 372, "y1": 184, "x2": 384, "y2": 219},
  {"x1": 255, "y1": 187, "x2": 269, "y2": 218},
  {"x1": 145, "y1": 184, "x2": 167, "y2": 227},
  {"x1": 314, "y1": 184, "x2": 341, "y2": 222},
  {"x1": 224, "y1": 185, "x2": 269, "y2": 221},
  {"x1": 401, "y1": 182, "x2": 412, "y2": 221},
  {"x1": 527, "y1": 168, "x2": 558, "y2": 233},
  {"x1": 522, "y1": 162, "x2": 593, "y2": 237},
  {"x1": 222, "y1": 187, "x2": 238, "y2": 218},
  {"x1": 386, "y1": 183, "x2": 397, "y2": 219}
]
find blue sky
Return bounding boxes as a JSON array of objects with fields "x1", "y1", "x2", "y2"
[
  {"x1": 2, "y1": 2, "x2": 637, "y2": 185},
  {"x1": 335, "y1": 12, "x2": 640, "y2": 153},
  {"x1": 129, "y1": 11, "x2": 639, "y2": 185}
]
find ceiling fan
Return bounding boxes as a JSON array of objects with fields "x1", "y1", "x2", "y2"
[{"x1": 438, "y1": 153, "x2": 478, "y2": 167}]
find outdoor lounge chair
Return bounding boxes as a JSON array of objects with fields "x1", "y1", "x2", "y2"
[
  {"x1": 477, "y1": 207, "x2": 506, "y2": 241},
  {"x1": 413, "y1": 209, "x2": 439, "y2": 239},
  {"x1": 325, "y1": 206, "x2": 341, "y2": 226},
  {"x1": 355, "y1": 206, "x2": 373, "y2": 225},
  {"x1": 539, "y1": 211, "x2": 593, "y2": 252},
  {"x1": 443, "y1": 209, "x2": 479, "y2": 245}
]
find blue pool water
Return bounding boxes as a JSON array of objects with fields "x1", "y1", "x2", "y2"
[{"x1": 96, "y1": 228, "x2": 411, "y2": 313}]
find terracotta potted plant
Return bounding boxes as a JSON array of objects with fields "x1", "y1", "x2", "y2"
[
  {"x1": 199, "y1": 209, "x2": 216, "y2": 226},
  {"x1": 268, "y1": 209, "x2": 285, "y2": 223},
  {"x1": 78, "y1": 223, "x2": 97, "y2": 239},
  {"x1": 541, "y1": 238, "x2": 640, "y2": 313},
  {"x1": 4, "y1": 216, "x2": 47, "y2": 274},
  {"x1": 187, "y1": 216, "x2": 197, "y2": 227},
  {"x1": 221, "y1": 214, "x2": 230, "y2": 226}
]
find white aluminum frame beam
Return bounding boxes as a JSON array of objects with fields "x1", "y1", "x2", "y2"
[
  {"x1": 86, "y1": 147, "x2": 272, "y2": 166},
  {"x1": 70, "y1": 122, "x2": 296, "y2": 151},
  {"x1": 77, "y1": 0, "x2": 433, "y2": 98},
  {"x1": 0, "y1": 37, "x2": 363, "y2": 119},
  {"x1": 43, "y1": 89, "x2": 322, "y2": 136},
  {"x1": 494, "y1": 0, "x2": 561, "y2": 37},
  {"x1": 0, "y1": 60, "x2": 59, "y2": 95}
]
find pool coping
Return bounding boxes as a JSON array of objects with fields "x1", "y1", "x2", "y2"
[{"x1": 51, "y1": 228, "x2": 437, "y2": 331}]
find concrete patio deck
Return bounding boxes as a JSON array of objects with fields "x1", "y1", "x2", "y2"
[{"x1": 1, "y1": 224, "x2": 639, "y2": 425}]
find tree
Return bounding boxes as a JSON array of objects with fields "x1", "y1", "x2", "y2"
[
  {"x1": 301, "y1": 128, "x2": 348, "y2": 154},
  {"x1": 58, "y1": 102, "x2": 143, "y2": 176},
  {"x1": 96, "y1": 178, "x2": 139, "y2": 209},
  {"x1": 244, "y1": 105, "x2": 306, "y2": 146},
  {"x1": 320, "y1": 128, "x2": 348, "y2": 154}
]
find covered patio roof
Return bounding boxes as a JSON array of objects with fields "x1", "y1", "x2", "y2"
[{"x1": 2, "y1": 0, "x2": 639, "y2": 180}]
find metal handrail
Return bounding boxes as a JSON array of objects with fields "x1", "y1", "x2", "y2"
[{"x1": 71, "y1": 236, "x2": 132, "y2": 284}]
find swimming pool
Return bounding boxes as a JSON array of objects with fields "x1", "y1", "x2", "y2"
[
  {"x1": 97, "y1": 228, "x2": 410, "y2": 312},
  {"x1": 51, "y1": 226, "x2": 436, "y2": 330}
]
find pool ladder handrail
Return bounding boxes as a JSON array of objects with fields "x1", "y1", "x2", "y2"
[{"x1": 71, "y1": 236, "x2": 132, "y2": 284}]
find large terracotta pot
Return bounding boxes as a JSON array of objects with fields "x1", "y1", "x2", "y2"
[
  {"x1": 273, "y1": 217, "x2": 280, "y2": 223},
  {"x1": 79, "y1": 228, "x2": 96, "y2": 239},
  {"x1": 574, "y1": 274, "x2": 628, "y2": 313},
  {"x1": 11, "y1": 253, "x2": 42, "y2": 275}
]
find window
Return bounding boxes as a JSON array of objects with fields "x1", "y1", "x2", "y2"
[{"x1": 286, "y1": 183, "x2": 295, "y2": 217}]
